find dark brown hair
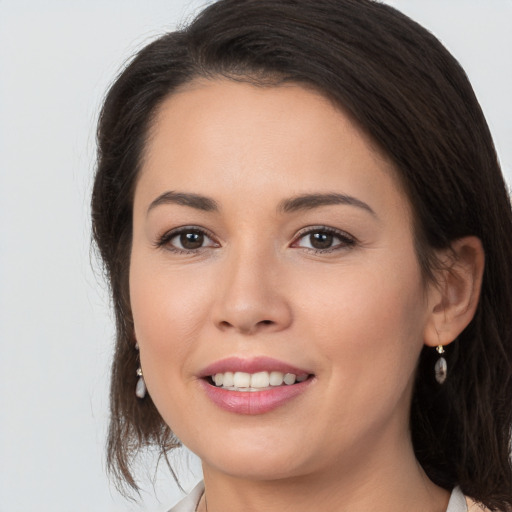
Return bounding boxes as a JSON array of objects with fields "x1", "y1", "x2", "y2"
[{"x1": 91, "y1": 0, "x2": 512, "y2": 508}]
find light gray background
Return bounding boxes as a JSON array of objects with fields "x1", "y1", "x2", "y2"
[{"x1": 1, "y1": 1, "x2": 510, "y2": 511}]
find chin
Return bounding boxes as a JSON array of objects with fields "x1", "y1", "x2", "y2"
[
  {"x1": 206, "y1": 451, "x2": 310, "y2": 482},
  {"x1": 183, "y1": 426, "x2": 313, "y2": 481}
]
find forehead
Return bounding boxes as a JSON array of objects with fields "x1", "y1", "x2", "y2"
[
  {"x1": 145, "y1": 78, "x2": 383, "y2": 163},
  {"x1": 136, "y1": 78, "x2": 409, "y2": 221}
]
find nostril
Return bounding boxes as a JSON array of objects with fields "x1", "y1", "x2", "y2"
[{"x1": 217, "y1": 318, "x2": 275, "y2": 334}]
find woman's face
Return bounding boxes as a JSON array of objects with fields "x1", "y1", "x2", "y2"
[{"x1": 130, "y1": 79, "x2": 437, "y2": 481}]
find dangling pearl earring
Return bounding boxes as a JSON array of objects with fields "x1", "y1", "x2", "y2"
[
  {"x1": 135, "y1": 342, "x2": 147, "y2": 399},
  {"x1": 435, "y1": 345, "x2": 447, "y2": 384},
  {"x1": 136, "y1": 367, "x2": 147, "y2": 398}
]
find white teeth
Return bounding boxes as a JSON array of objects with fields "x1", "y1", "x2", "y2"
[
  {"x1": 283, "y1": 373, "x2": 296, "y2": 385},
  {"x1": 211, "y1": 370, "x2": 309, "y2": 390},
  {"x1": 233, "y1": 371, "x2": 251, "y2": 388},
  {"x1": 251, "y1": 371, "x2": 270, "y2": 388},
  {"x1": 269, "y1": 371, "x2": 284, "y2": 386},
  {"x1": 222, "y1": 372, "x2": 234, "y2": 387}
]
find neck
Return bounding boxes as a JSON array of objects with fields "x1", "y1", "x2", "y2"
[{"x1": 198, "y1": 435, "x2": 450, "y2": 512}]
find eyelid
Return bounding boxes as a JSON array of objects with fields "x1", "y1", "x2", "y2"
[
  {"x1": 155, "y1": 225, "x2": 220, "y2": 253},
  {"x1": 291, "y1": 225, "x2": 357, "y2": 251},
  {"x1": 154, "y1": 224, "x2": 355, "y2": 254}
]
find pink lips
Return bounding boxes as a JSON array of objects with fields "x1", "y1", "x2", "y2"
[
  {"x1": 199, "y1": 356, "x2": 310, "y2": 378},
  {"x1": 198, "y1": 356, "x2": 314, "y2": 415}
]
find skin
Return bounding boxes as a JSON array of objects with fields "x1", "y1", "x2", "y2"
[{"x1": 130, "y1": 79, "x2": 483, "y2": 511}]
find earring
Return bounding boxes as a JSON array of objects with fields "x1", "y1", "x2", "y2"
[
  {"x1": 134, "y1": 342, "x2": 147, "y2": 399},
  {"x1": 435, "y1": 345, "x2": 447, "y2": 384},
  {"x1": 136, "y1": 367, "x2": 147, "y2": 398}
]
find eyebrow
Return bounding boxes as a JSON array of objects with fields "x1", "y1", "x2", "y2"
[
  {"x1": 278, "y1": 193, "x2": 376, "y2": 216},
  {"x1": 147, "y1": 191, "x2": 219, "y2": 214},
  {"x1": 146, "y1": 191, "x2": 375, "y2": 217}
]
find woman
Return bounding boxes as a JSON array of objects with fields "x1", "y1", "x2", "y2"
[{"x1": 91, "y1": 0, "x2": 512, "y2": 510}]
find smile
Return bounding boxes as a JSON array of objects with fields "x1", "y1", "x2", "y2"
[
  {"x1": 209, "y1": 371, "x2": 310, "y2": 391},
  {"x1": 199, "y1": 357, "x2": 315, "y2": 414}
]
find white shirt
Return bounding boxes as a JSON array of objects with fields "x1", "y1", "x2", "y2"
[{"x1": 168, "y1": 481, "x2": 470, "y2": 512}]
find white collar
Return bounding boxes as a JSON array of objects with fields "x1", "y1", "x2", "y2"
[{"x1": 168, "y1": 481, "x2": 467, "y2": 512}]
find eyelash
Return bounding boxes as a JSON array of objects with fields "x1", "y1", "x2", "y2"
[
  {"x1": 155, "y1": 225, "x2": 356, "y2": 255},
  {"x1": 154, "y1": 226, "x2": 219, "y2": 255},
  {"x1": 291, "y1": 226, "x2": 356, "y2": 254}
]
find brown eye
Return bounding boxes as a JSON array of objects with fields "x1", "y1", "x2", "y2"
[
  {"x1": 159, "y1": 227, "x2": 218, "y2": 253},
  {"x1": 309, "y1": 232, "x2": 334, "y2": 249},
  {"x1": 294, "y1": 227, "x2": 356, "y2": 252},
  {"x1": 179, "y1": 232, "x2": 204, "y2": 250}
]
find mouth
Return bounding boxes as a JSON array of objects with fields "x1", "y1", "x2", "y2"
[
  {"x1": 206, "y1": 370, "x2": 313, "y2": 391},
  {"x1": 198, "y1": 357, "x2": 315, "y2": 414}
]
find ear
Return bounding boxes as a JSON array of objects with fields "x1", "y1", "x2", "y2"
[{"x1": 423, "y1": 236, "x2": 485, "y2": 348}]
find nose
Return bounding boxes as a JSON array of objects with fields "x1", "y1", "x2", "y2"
[{"x1": 212, "y1": 246, "x2": 293, "y2": 335}]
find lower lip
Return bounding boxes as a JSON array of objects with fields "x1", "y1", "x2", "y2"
[{"x1": 199, "y1": 378, "x2": 314, "y2": 415}]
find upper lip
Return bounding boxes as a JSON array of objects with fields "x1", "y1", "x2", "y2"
[{"x1": 199, "y1": 356, "x2": 312, "y2": 378}]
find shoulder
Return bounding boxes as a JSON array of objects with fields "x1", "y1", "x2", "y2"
[
  {"x1": 448, "y1": 487, "x2": 496, "y2": 512},
  {"x1": 465, "y1": 496, "x2": 494, "y2": 512}
]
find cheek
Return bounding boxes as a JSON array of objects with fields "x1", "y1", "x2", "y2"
[
  {"x1": 297, "y1": 256, "x2": 427, "y2": 391},
  {"x1": 129, "y1": 254, "x2": 212, "y2": 389}
]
